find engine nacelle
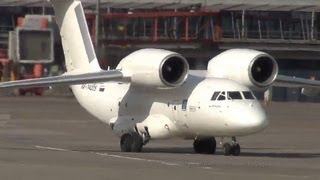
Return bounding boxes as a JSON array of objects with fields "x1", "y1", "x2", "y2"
[
  {"x1": 208, "y1": 49, "x2": 278, "y2": 90},
  {"x1": 117, "y1": 49, "x2": 189, "y2": 87}
]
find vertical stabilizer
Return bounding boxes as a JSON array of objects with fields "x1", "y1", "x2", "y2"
[{"x1": 51, "y1": 0, "x2": 99, "y2": 72}]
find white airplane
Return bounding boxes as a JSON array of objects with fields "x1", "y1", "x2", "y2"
[{"x1": 1, "y1": 0, "x2": 320, "y2": 156}]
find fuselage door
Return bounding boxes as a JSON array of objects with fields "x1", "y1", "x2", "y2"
[{"x1": 172, "y1": 99, "x2": 189, "y2": 129}]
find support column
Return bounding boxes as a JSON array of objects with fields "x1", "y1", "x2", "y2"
[
  {"x1": 174, "y1": 9, "x2": 178, "y2": 39},
  {"x1": 231, "y1": 12, "x2": 236, "y2": 39},
  {"x1": 301, "y1": 14, "x2": 306, "y2": 40},
  {"x1": 258, "y1": 19, "x2": 262, "y2": 39},
  {"x1": 279, "y1": 18, "x2": 284, "y2": 39},
  {"x1": 214, "y1": 13, "x2": 222, "y2": 41},
  {"x1": 241, "y1": 10, "x2": 245, "y2": 39},
  {"x1": 185, "y1": 16, "x2": 189, "y2": 41},
  {"x1": 264, "y1": 88, "x2": 273, "y2": 107},
  {"x1": 153, "y1": 17, "x2": 158, "y2": 42},
  {"x1": 311, "y1": 11, "x2": 315, "y2": 40}
]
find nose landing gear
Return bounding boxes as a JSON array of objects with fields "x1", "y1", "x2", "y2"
[{"x1": 222, "y1": 137, "x2": 241, "y2": 156}]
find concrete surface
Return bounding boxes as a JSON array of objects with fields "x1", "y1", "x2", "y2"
[{"x1": 0, "y1": 97, "x2": 319, "y2": 180}]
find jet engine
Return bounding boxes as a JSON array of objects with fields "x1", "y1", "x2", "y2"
[
  {"x1": 208, "y1": 49, "x2": 278, "y2": 91},
  {"x1": 117, "y1": 49, "x2": 189, "y2": 87}
]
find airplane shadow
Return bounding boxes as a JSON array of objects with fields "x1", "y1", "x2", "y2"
[
  {"x1": 236, "y1": 147, "x2": 320, "y2": 159},
  {"x1": 85, "y1": 147, "x2": 320, "y2": 159},
  {"x1": 240, "y1": 151, "x2": 320, "y2": 159},
  {"x1": 81, "y1": 147, "x2": 194, "y2": 154},
  {"x1": 142, "y1": 147, "x2": 194, "y2": 154},
  {"x1": 144, "y1": 148, "x2": 320, "y2": 159}
]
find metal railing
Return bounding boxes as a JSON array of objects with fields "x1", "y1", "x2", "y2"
[{"x1": 222, "y1": 30, "x2": 320, "y2": 41}]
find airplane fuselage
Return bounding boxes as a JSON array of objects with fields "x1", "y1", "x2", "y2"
[
  {"x1": 3, "y1": 0, "x2": 312, "y2": 155},
  {"x1": 72, "y1": 71, "x2": 268, "y2": 140}
]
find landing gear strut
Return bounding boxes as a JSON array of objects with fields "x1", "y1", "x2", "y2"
[
  {"x1": 193, "y1": 137, "x2": 216, "y2": 154},
  {"x1": 120, "y1": 133, "x2": 144, "y2": 152},
  {"x1": 222, "y1": 137, "x2": 241, "y2": 156}
]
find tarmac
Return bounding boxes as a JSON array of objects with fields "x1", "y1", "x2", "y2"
[{"x1": 0, "y1": 96, "x2": 319, "y2": 180}]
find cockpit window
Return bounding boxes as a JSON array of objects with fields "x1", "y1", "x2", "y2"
[
  {"x1": 211, "y1": 92, "x2": 220, "y2": 100},
  {"x1": 243, "y1": 91, "x2": 255, "y2": 100},
  {"x1": 217, "y1": 91, "x2": 226, "y2": 101},
  {"x1": 227, "y1": 91, "x2": 242, "y2": 100},
  {"x1": 212, "y1": 91, "x2": 255, "y2": 101}
]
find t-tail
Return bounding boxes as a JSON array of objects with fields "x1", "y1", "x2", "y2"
[{"x1": 51, "y1": 0, "x2": 100, "y2": 72}]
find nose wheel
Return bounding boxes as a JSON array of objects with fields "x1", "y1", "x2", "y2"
[{"x1": 222, "y1": 137, "x2": 241, "y2": 156}]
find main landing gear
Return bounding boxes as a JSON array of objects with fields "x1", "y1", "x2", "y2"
[
  {"x1": 193, "y1": 137, "x2": 216, "y2": 154},
  {"x1": 120, "y1": 133, "x2": 144, "y2": 152},
  {"x1": 222, "y1": 137, "x2": 241, "y2": 156},
  {"x1": 120, "y1": 132, "x2": 150, "y2": 152},
  {"x1": 193, "y1": 136, "x2": 241, "y2": 156}
]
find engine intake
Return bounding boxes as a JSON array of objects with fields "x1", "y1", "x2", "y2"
[
  {"x1": 117, "y1": 49, "x2": 189, "y2": 87},
  {"x1": 160, "y1": 56, "x2": 188, "y2": 86},
  {"x1": 250, "y1": 55, "x2": 278, "y2": 87},
  {"x1": 208, "y1": 49, "x2": 278, "y2": 91}
]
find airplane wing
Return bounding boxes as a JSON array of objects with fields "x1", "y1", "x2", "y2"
[
  {"x1": 275, "y1": 75, "x2": 320, "y2": 96},
  {"x1": 275, "y1": 75, "x2": 320, "y2": 88},
  {"x1": 0, "y1": 70, "x2": 125, "y2": 89}
]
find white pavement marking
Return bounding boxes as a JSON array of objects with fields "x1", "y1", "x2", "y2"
[
  {"x1": 35, "y1": 145, "x2": 71, "y2": 152},
  {"x1": 35, "y1": 145, "x2": 180, "y2": 167},
  {"x1": 0, "y1": 114, "x2": 11, "y2": 127},
  {"x1": 34, "y1": 145, "x2": 311, "y2": 178},
  {"x1": 0, "y1": 114, "x2": 11, "y2": 120},
  {"x1": 95, "y1": 152, "x2": 180, "y2": 166}
]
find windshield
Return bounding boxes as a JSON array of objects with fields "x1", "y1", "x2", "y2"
[
  {"x1": 211, "y1": 91, "x2": 226, "y2": 101},
  {"x1": 227, "y1": 91, "x2": 242, "y2": 100},
  {"x1": 211, "y1": 91, "x2": 255, "y2": 101},
  {"x1": 217, "y1": 92, "x2": 226, "y2": 100},
  {"x1": 243, "y1": 91, "x2": 255, "y2": 100}
]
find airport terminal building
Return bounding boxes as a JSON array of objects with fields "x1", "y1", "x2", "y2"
[{"x1": 0, "y1": 0, "x2": 320, "y2": 101}]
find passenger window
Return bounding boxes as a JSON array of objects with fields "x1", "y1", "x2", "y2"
[
  {"x1": 217, "y1": 92, "x2": 226, "y2": 101},
  {"x1": 243, "y1": 91, "x2": 255, "y2": 100},
  {"x1": 211, "y1": 92, "x2": 220, "y2": 100},
  {"x1": 227, "y1": 91, "x2": 242, "y2": 100}
]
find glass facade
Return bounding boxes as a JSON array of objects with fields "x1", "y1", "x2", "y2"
[{"x1": 221, "y1": 11, "x2": 320, "y2": 41}]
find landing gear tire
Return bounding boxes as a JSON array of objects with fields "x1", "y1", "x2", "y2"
[
  {"x1": 222, "y1": 143, "x2": 241, "y2": 156},
  {"x1": 120, "y1": 133, "x2": 143, "y2": 153},
  {"x1": 231, "y1": 144, "x2": 241, "y2": 156},
  {"x1": 120, "y1": 134, "x2": 133, "y2": 152},
  {"x1": 193, "y1": 137, "x2": 216, "y2": 154},
  {"x1": 223, "y1": 143, "x2": 232, "y2": 156},
  {"x1": 131, "y1": 133, "x2": 143, "y2": 152}
]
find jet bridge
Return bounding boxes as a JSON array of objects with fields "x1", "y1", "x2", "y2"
[{"x1": 9, "y1": 15, "x2": 55, "y2": 64}]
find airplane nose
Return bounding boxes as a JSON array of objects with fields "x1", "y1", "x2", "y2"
[
  {"x1": 247, "y1": 109, "x2": 268, "y2": 132},
  {"x1": 227, "y1": 103, "x2": 269, "y2": 135}
]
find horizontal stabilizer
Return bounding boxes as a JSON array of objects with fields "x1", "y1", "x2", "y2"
[{"x1": 0, "y1": 70, "x2": 125, "y2": 89}]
